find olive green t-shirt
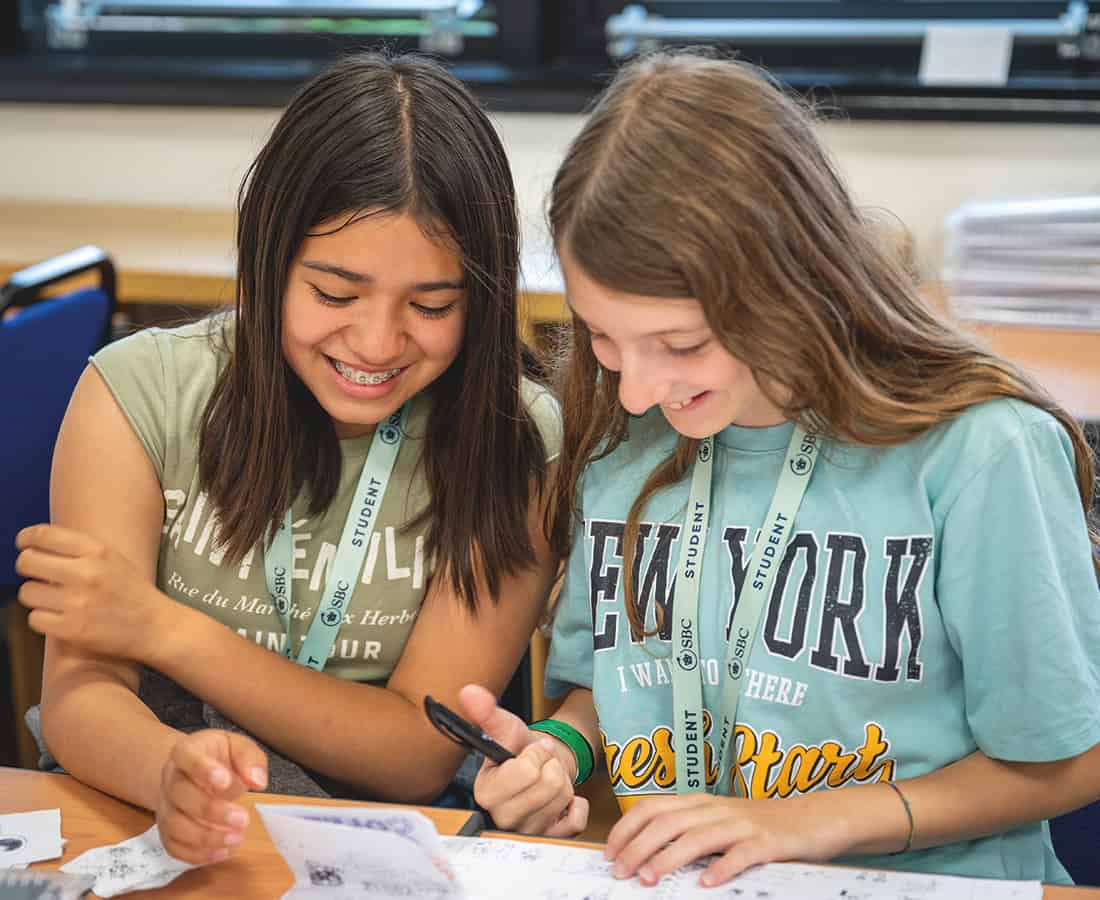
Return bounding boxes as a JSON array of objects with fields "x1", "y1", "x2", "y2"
[{"x1": 92, "y1": 316, "x2": 561, "y2": 684}]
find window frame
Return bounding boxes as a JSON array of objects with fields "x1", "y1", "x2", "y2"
[{"x1": 0, "y1": 0, "x2": 1097, "y2": 121}]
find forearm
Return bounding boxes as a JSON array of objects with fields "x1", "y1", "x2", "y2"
[
  {"x1": 41, "y1": 665, "x2": 181, "y2": 812},
  {"x1": 826, "y1": 743, "x2": 1100, "y2": 858},
  {"x1": 149, "y1": 606, "x2": 461, "y2": 802}
]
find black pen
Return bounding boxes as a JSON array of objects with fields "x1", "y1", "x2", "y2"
[{"x1": 423, "y1": 695, "x2": 516, "y2": 764}]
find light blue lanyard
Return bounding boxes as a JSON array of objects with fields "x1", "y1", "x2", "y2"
[
  {"x1": 264, "y1": 405, "x2": 408, "y2": 671},
  {"x1": 671, "y1": 424, "x2": 820, "y2": 795}
]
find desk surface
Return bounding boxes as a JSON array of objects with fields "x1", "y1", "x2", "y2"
[
  {"x1": 3, "y1": 768, "x2": 1097, "y2": 898},
  {"x1": 2, "y1": 767, "x2": 476, "y2": 898},
  {"x1": 1, "y1": 200, "x2": 1098, "y2": 421}
]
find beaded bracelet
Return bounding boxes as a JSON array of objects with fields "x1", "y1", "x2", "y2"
[
  {"x1": 886, "y1": 781, "x2": 914, "y2": 854},
  {"x1": 528, "y1": 719, "x2": 595, "y2": 786}
]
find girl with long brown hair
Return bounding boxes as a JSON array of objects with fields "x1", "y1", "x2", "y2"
[
  {"x1": 460, "y1": 51, "x2": 1100, "y2": 886},
  {"x1": 15, "y1": 52, "x2": 560, "y2": 864}
]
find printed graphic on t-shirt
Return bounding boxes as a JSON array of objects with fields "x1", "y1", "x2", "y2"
[
  {"x1": 584, "y1": 516, "x2": 932, "y2": 801},
  {"x1": 158, "y1": 487, "x2": 428, "y2": 681}
]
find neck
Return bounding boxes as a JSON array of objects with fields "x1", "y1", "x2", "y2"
[
  {"x1": 333, "y1": 422, "x2": 377, "y2": 440},
  {"x1": 732, "y1": 386, "x2": 789, "y2": 428}
]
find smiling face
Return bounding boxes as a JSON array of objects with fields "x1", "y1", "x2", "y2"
[
  {"x1": 281, "y1": 211, "x2": 467, "y2": 438},
  {"x1": 561, "y1": 252, "x2": 786, "y2": 438}
]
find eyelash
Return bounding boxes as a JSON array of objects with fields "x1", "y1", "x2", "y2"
[
  {"x1": 412, "y1": 302, "x2": 457, "y2": 320},
  {"x1": 309, "y1": 285, "x2": 457, "y2": 319},
  {"x1": 309, "y1": 285, "x2": 355, "y2": 306},
  {"x1": 667, "y1": 341, "x2": 709, "y2": 357}
]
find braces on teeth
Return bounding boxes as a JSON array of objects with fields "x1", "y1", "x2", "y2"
[{"x1": 334, "y1": 360, "x2": 401, "y2": 385}]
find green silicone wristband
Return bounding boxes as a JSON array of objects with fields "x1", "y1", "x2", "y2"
[{"x1": 528, "y1": 719, "x2": 595, "y2": 786}]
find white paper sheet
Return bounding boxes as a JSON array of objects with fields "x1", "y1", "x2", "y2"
[
  {"x1": 0, "y1": 809, "x2": 63, "y2": 869},
  {"x1": 441, "y1": 837, "x2": 1043, "y2": 900},
  {"x1": 58, "y1": 824, "x2": 198, "y2": 897},
  {"x1": 256, "y1": 804, "x2": 462, "y2": 900},
  {"x1": 256, "y1": 808, "x2": 1042, "y2": 900}
]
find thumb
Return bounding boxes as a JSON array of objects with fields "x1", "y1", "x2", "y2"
[
  {"x1": 225, "y1": 731, "x2": 269, "y2": 792},
  {"x1": 459, "y1": 684, "x2": 535, "y2": 755}
]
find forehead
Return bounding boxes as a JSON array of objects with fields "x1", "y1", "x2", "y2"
[
  {"x1": 560, "y1": 251, "x2": 707, "y2": 336},
  {"x1": 299, "y1": 211, "x2": 463, "y2": 274}
]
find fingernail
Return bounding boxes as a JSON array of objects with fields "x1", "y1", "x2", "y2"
[
  {"x1": 699, "y1": 873, "x2": 714, "y2": 887},
  {"x1": 210, "y1": 768, "x2": 231, "y2": 790},
  {"x1": 249, "y1": 766, "x2": 267, "y2": 789},
  {"x1": 224, "y1": 830, "x2": 244, "y2": 846},
  {"x1": 612, "y1": 862, "x2": 627, "y2": 878},
  {"x1": 209, "y1": 848, "x2": 230, "y2": 863},
  {"x1": 226, "y1": 808, "x2": 248, "y2": 829},
  {"x1": 639, "y1": 867, "x2": 656, "y2": 884}
]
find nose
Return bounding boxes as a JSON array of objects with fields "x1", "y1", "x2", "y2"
[
  {"x1": 616, "y1": 352, "x2": 666, "y2": 416},
  {"x1": 346, "y1": 303, "x2": 407, "y2": 365}
]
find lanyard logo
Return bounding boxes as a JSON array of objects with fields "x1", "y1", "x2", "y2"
[
  {"x1": 677, "y1": 649, "x2": 698, "y2": 671},
  {"x1": 677, "y1": 617, "x2": 698, "y2": 671},
  {"x1": 789, "y1": 430, "x2": 819, "y2": 476},
  {"x1": 379, "y1": 409, "x2": 403, "y2": 445}
]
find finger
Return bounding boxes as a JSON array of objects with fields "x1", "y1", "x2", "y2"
[
  {"x1": 544, "y1": 795, "x2": 589, "y2": 839},
  {"x1": 638, "y1": 818, "x2": 753, "y2": 886},
  {"x1": 474, "y1": 740, "x2": 559, "y2": 811},
  {"x1": 611, "y1": 802, "x2": 724, "y2": 879},
  {"x1": 15, "y1": 547, "x2": 75, "y2": 585},
  {"x1": 16, "y1": 524, "x2": 99, "y2": 557},
  {"x1": 459, "y1": 684, "x2": 534, "y2": 756},
  {"x1": 165, "y1": 766, "x2": 251, "y2": 834},
  {"x1": 25, "y1": 608, "x2": 66, "y2": 638},
  {"x1": 701, "y1": 838, "x2": 775, "y2": 887},
  {"x1": 224, "y1": 731, "x2": 268, "y2": 791},
  {"x1": 160, "y1": 830, "x2": 228, "y2": 866},
  {"x1": 171, "y1": 735, "x2": 241, "y2": 797},
  {"x1": 162, "y1": 801, "x2": 246, "y2": 857},
  {"x1": 18, "y1": 580, "x2": 65, "y2": 613},
  {"x1": 500, "y1": 757, "x2": 574, "y2": 835},
  {"x1": 159, "y1": 817, "x2": 235, "y2": 867},
  {"x1": 605, "y1": 794, "x2": 706, "y2": 859}
]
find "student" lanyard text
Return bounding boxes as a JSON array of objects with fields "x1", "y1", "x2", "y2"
[
  {"x1": 264, "y1": 404, "x2": 408, "y2": 672},
  {"x1": 671, "y1": 424, "x2": 820, "y2": 795}
]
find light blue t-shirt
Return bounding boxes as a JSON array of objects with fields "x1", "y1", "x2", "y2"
[{"x1": 546, "y1": 399, "x2": 1100, "y2": 883}]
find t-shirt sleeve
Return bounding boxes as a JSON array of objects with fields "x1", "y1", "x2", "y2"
[
  {"x1": 936, "y1": 417, "x2": 1100, "y2": 762},
  {"x1": 521, "y1": 379, "x2": 563, "y2": 464},
  {"x1": 90, "y1": 327, "x2": 168, "y2": 478},
  {"x1": 545, "y1": 513, "x2": 595, "y2": 697}
]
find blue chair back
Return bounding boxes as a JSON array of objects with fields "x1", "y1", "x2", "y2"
[
  {"x1": 1051, "y1": 800, "x2": 1100, "y2": 886},
  {"x1": 0, "y1": 247, "x2": 116, "y2": 592}
]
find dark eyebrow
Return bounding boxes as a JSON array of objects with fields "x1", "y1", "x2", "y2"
[
  {"x1": 302, "y1": 260, "x2": 464, "y2": 292},
  {"x1": 303, "y1": 260, "x2": 368, "y2": 282},
  {"x1": 414, "y1": 280, "x2": 466, "y2": 292}
]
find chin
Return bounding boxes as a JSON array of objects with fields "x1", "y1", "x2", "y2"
[{"x1": 660, "y1": 416, "x2": 717, "y2": 441}]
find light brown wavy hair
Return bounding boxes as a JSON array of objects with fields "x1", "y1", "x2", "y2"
[{"x1": 548, "y1": 50, "x2": 1100, "y2": 638}]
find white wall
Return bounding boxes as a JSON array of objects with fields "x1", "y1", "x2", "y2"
[{"x1": 2, "y1": 102, "x2": 1098, "y2": 279}]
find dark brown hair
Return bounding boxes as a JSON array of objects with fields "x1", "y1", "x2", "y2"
[
  {"x1": 548, "y1": 51, "x2": 1099, "y2": 637},
  {"x1": 199, "y1": 52, "x2": 547, "y2": 611}
]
